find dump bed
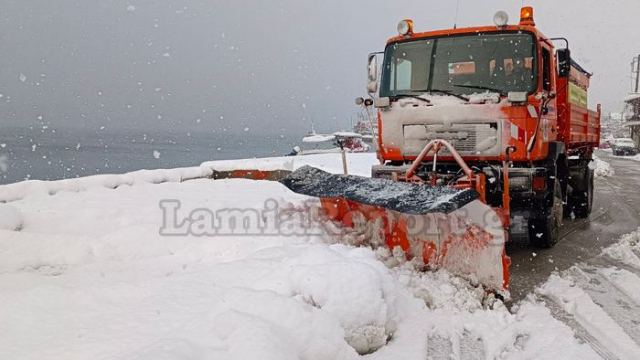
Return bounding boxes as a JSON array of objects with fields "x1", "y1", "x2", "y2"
[{"x1": 556, "y1": 61, "x2": 601, "y2": 154}]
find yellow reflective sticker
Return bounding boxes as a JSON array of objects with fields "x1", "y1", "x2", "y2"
[{"x1": 569, "y1": 82, "x2": 588, "y2": 107}]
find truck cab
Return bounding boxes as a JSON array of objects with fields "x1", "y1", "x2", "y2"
[{"x1": 368, "y1": 7, "x2": 601, "y2": 247}]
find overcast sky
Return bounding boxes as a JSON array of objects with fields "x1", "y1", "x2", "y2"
[{"x1": 1, "y1": 0, "x2": 639, "y2": 135}]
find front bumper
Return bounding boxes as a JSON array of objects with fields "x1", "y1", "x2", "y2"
[{"x1": 372, "y1": 163, "x2": 549, "y2": 214}]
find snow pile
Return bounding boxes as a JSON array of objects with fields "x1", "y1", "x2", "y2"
[
  {"x1": 0, "y1": 179, "x2": 394, "y2": 359},
  {"x1": 285, "y1": 246, "x2": 399, "y2": 354},
  {"x1": 0, "y1": 166, "x2": 214, "y2": 203},
  {"x1": 603, "y1": 229, "x2": 640, "y2": 270},
  {"x1": 590, "y1": 155, "x2": 614, "y2": 177}
]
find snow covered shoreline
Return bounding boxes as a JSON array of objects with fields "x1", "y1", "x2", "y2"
[
  {"x1": 0, "y1": 153, "x2": 377, "y2": 203},
  {"x1": 0, "y1": 153, "x2": 627, "y2": 359}
]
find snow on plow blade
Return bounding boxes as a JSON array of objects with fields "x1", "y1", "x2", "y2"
[{"x1": 281, "y1": 166, "x2": 510, "y2": 294}]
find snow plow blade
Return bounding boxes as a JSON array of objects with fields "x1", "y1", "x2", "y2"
[{"x1": 281, "y1": 166, "x2": 510, "y2": 294}]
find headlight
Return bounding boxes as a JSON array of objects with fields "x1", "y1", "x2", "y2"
[{"x1": 397, "y1": 19, "x2": 414, "y2": 36}]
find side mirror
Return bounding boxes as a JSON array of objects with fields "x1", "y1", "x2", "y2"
[
  {"x1": 367, "y1": 54, "x2": 378, "y2": 94},
  {"x1": 556, "y1": 48, "x2": 571, "y2": 78}
]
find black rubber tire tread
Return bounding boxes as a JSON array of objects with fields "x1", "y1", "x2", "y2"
[
  {"x1": 529, "y1": 179, "x2": 563, "y2": 248},
  {"x1": 571, "y1": 168, "x2": 594, "y2": 219}
]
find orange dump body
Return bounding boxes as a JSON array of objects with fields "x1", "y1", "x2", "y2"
[{"x1": 556, "y1": 65, "x2": 601, "y2": 156}]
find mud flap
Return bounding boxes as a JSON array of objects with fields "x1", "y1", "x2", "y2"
[{"x1": 281, "y1": 166, "x2": 510, "y2": 295}]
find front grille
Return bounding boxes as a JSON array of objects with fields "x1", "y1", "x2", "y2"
[{"x1": 403, "y1": 123, "x2": 499, "y2": 156}]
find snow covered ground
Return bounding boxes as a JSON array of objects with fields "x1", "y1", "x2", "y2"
[
  {"x1": 537, "y1": 230, "x2": 640, "y2": 360},
  {"x1": 613, "y1": 153, "x2": 640, "y2": 162},
  {"x1": 0, "y1": 153, "x2": 632, "y2": 359}
]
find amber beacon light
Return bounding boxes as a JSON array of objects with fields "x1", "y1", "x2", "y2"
[{"x1": 519, "y1": 6, "x2": 535, "y2": 26}]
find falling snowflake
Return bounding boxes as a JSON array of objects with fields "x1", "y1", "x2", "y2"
[{"x1": 153, "y1": 150, "x2": 161, "y2": 159}]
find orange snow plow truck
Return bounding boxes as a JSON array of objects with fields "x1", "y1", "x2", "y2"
[{"x1": 277, "y1": 7, "x2": 599, "y2": 296}]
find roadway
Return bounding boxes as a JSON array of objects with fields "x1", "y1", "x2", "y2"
[{"x1": 508, "y1": 150, "x2": 640, "y2": 302}]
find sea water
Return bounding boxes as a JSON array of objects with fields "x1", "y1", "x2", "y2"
[{"x1": 0, "y1": 126, "x2": 300, "y2": 185}]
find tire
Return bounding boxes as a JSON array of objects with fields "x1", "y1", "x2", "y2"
[
  {"x1": 529, "y1": 179, "x2": 563, "y2": 248},
  {"x1": 571, "y1": 169, "x2": 594, "y2": 218}
]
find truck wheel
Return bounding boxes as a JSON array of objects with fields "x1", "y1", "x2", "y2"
[
  {"x1": 571, "y1": 169, "x2": 594, "y2": 218},
  {"x1": 529, "y1": 180, "x2": 563, "y2": 248}
]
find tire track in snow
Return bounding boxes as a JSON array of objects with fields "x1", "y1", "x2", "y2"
[
  {"x1": 426, "y1": 331, "x2": 485, "y2": 360},
  {"x1": 426, "y1": 334, "x2": 452, "y2": 360},
  {"x1": 598, "y1": 267, "x2": 640, "y2": 305},
  {"x1": 458, "y1": 330, "x2": 484, "y2": 360},
  {"x1": 539, "y1": 273, "x2": 640, "y2": 360},
  {"x1": 540, "y1": 295, "x2": 620, "y2": 360},
  {"x1": 569, "y1": 266, "x2": 640, "y2": 344}
]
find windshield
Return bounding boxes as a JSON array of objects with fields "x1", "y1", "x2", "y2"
[{"x1": 380, "y1": 32, "x2": 537, "y2": 98}]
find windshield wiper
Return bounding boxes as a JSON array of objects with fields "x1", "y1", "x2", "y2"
[
  {"x1": 426, "y1": 89, "x2": 469, "y2": 102},
  {"x1": 452, "y1": 84, "x2": 506, "y2": 96},
  {"x1": 389, "y1": 94, "x2": 432, "y2": 104}
]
